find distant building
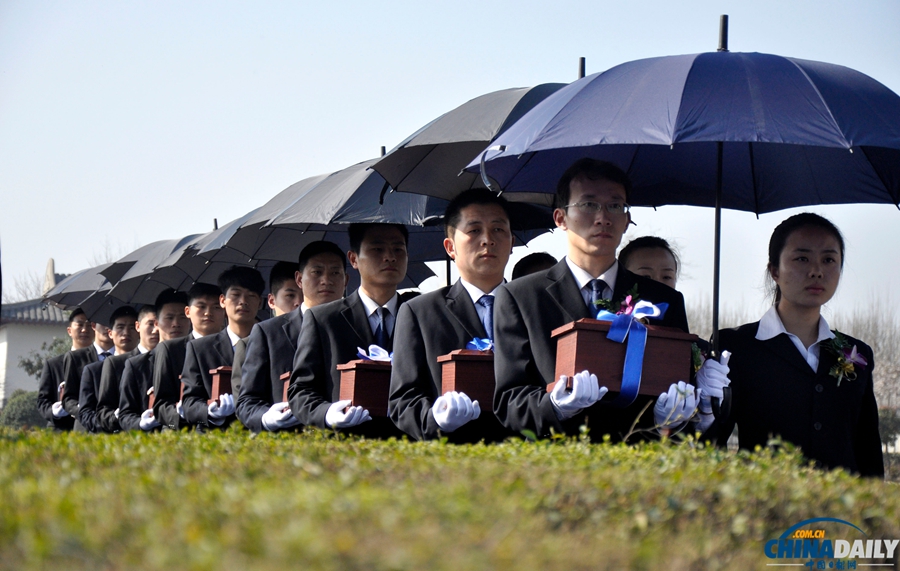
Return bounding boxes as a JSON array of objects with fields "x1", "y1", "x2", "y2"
[{"x1": 0, "y1": 259, "x2": 70, "y2": 408}]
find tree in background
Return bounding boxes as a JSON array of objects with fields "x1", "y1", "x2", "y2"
[
  {"x1": 0, "y1": 390, "x2": 45, "y2": 429},
  {"x1": 17, "y1": 337, "x2": 70, "y2": 381}
]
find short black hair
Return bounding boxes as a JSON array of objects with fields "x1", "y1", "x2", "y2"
[
  {"x1": 187, "y1": 283, "x2": 222, "y2": 305},
  {"x1": 555, "y1": 158, "x2": 632, "y2": 211},
  {"x1": 217, "y1": 265, "x2": 265, "y2": 296},
  {"x1": 137, "y1": 305, "x2": 157, "y2": 322},
  {"x1": 512, "y1": 252, "x2": 558, "y2": 280},
  {"x1": 269, "y1": 262, "x2": 299, "y2": 296},
  {"x1": 155, "y1": 290, "x2": 189, "y2": 316},
  {"x1": 348, "y1": 223, "x2": 409, "y2": 254},
  {"x1": 298, "y1": 240, "x2": 347, "y2": 272},
  {"x1": 443, "y1": 189, "x2": 512, "y2": 239},
  {"x1": 109, "y1": 305, "x2": 139, "y2": 329},
  {"x1": 68, "y1": 308, "x2": 87, "y2": 324},
  {"x1": 619, "y1": 236, "x2": 680, "y2": 274}
]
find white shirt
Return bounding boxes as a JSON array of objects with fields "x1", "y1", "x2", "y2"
[
  {"x1": 191, "y1": 330, "x2": 204, "y2": 340},
  {"x1": 755, "y1": 306, "x2": 835, "y2": 372},
  {"x1": 137, "y1": 344, "x2": 151, "y2": 354},
  {"x1": 459, "y1": 279, "x2": 505, "y2": 334},
  {"x1": 565, "y1": 257, "x2": 618, "y2": 308},
  {"x1": 225, "y1": 327, "x2": 248, "y2": 349},
  {"x1": 94, "y1": 342, "x2": 112, "y2": 358},
  {"x1": 358, "y1": 289, "x2": 399, "y2": 339},
  {"x1": 300, "y1": 302, "x2": 309, "y2": 315}
]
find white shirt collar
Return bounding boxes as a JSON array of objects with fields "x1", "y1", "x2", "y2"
[
  {"x1": 191, "y1": 330, "x2": 203, "y2": 339},
  {"x1": 565, "y1": 257, "x2": 618, "y2": 292},
  {"x1": 357, "y1": 289, "x2": 399, "y2": 318},
  {"x1": 756, "y1": 306, "x2": 834, "y2": 345},
  {"x1": 94, "y1": 342, "x2": 111, "y2": 357},
  {"x1": 300, "y1": 302, "x2": 309, "y2": 315},
  {"x1": 137, "y1": 344, "x2": 151, "y2": 354},
  {"x1": 225, "y1": 327, "x2": 246, "y2": 347},
  {"x1": 458, "y1": 278, "x2": 505, "y2": 305}
]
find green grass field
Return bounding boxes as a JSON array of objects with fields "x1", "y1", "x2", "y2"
[{"x1": 1, "y1": 427, "x2": 897, "y2": 571}]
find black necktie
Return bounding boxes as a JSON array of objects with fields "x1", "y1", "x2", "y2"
[
  {"x1": 374, "y1": 307, "x2": 390, "y2": 348},
  {"x1": 589, "y1": 279, "x2": 608, "y2": 309},
  {"x1": 477, "y1": 295, "x2": 494, "y2": 339}
]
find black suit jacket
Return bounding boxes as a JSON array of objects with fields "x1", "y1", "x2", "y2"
[
  {"x1": 182, "y1": 329, "x2": 235, "y2": 429},
  {"x1": 77, "y1": 360, "x2": 105, "y2": 433},
  {"x1": 718, "y1": 323, "x2": 883, "y2": 478},
  {"x1": 152, "y1": 336, "x2": 192, "y2": 430},
  {"x1": 118, "y1": 350, "x2": 156, "y2": 431},
  {"x1": 95, "y1": 348, "x2": 140, "y2": 433},
  {"x1": 389, "y1": 281, "x2": 510, "y2": 442},
  {"x1": 236, "y1": 308, "x2": 303, "y2": 433},
  {"x1": 492, "y1": 259, "x2": 689, "y2": 441},
  {"x1": 61, "y1": 346, "x2": 99, "y2": 429},
  {"x1": 288, "y1": 290, "x2": 402, "y2": 438},
  {"x1": 37, "y1": 353, "x2": 74, "y2": 430}
]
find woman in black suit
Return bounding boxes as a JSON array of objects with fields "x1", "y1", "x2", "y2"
[{"x1": 698, "y1": 213, "x2": 883, "y2": 477}]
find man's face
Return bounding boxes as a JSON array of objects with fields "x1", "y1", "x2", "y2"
[
  {"x1": 156, "y1": 302, "x2": 190, "y2": 341},
  {"x1": 137, "y1": 312, "x2": 159, "y2": 351},
  {"x1": 445, "y1": 203, "x2": 513, "y2": 287},
  {"x1": 93, "y1": 323, "x2": 112, "y2": 345},
  {"x1": 349, "y1": 226, "x2": 408, "y2": 291},
  {"x1": 298, "y1": 253, "x2": 347, "y2": 308},
  {"x1": 220, "y1": 286, "x2": 262, "y2": 327},
  {"x1": 553, "y1": 177, "x2": 631, "y2": 261},
  {"x1": 186, "y1": 296, "x2": 225, "y2": 336},
  {"x1": 109, "y1": 317, "x2": 138, "y2": 353},
  {"x1": 268, "y1": 281, "x2": 301, "y2": 316},
  {"x1": 67, "y1": 316, "x2": 95, "y2": 349}
]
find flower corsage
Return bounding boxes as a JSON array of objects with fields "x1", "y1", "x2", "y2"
[{"x1": 823, "y1": 331, "x2": 867, "y2": 386}]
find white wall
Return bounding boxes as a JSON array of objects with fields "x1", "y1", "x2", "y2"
[{"x1": 0, "y1": 324, "x2": 68, "y2": 409}]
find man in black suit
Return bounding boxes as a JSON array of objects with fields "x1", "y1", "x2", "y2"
[
  {"x1": 237, "y1": 241, "x2": 348, "y2": 433},
  {"x1": 79, "y1": 306, "x2": 140, "y2": 433},
  {"x1": 59, "y1": 313, "x2": 115, "y2": 431},
  {"x1": 118, "y1": 291, "x2": 191, "y2": 431},
  {"x1": 493, "y1": 159, "x2": 692, "y2": 441},
  {"x1": 152, "y1": 283, "x2": 225, "y2": 430},
  {"x1": 390, "y1": 190, "x2": 514, "y2": 442},
  {"x1": 182, "y1": 266, "x2": 264, "y2": 430},
  {"x1": 37, "y1": 308, "x2": 95, "y2": 430},
  {"x1": 289, "y1": 223, "x2": 409, "y2": 438}
]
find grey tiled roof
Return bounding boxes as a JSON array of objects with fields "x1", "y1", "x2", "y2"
[{"x1": 1, "y1": 299, "x2": 69, "y2": 326}]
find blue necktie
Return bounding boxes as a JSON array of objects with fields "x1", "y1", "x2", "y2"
[
  {"x1": 589, "y1": 279, "x2": 608, "y2": 309},
  {"x1": 477, "y1": 295, "x2": 494, "y2": 340},
  {"x1": 374, "y1": 307, "x2": 390, "y2": 348},
  {"x1": 99, "y1": 351, "x2": 111, "y2": 362}
]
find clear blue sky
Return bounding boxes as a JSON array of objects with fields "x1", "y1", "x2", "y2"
[{"x1": 2, "y1": 0, "x2": 898, "y2": 319}]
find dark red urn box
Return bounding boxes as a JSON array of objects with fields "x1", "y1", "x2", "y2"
[
  {"x1": 547, "y1": 319, "x2": 697, "y2": 397},
  {"x1": 336, "y1": 360, "x2": 392, "y2": 417},
  {"x1": 208, "y1": 366, "x2": 233, "y2": 406},
  {"x1": 437, "y1": 349, "x2": 496, "y2": 408},
  {"x1": 280, "y1": 371, "x2": 291, "y2": 403}
]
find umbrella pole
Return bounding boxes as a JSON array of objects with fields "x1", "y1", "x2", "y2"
[
  {"x1": 712, "y1": 141, "x2": 722, "y2": 354},
  {"x1": 446, "y1": 255, "x2": 452, "y2": 287}
]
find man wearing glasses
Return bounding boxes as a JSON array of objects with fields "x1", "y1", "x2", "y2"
[{"x1": 492, "y1": 158, "x2": 691, "y2": 442}]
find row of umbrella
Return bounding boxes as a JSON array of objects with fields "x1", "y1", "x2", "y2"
[{"x1": 47, "y1": 19, "x2": 900, "y2": 354}]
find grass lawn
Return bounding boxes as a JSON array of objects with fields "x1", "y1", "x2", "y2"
[{"x1": 1, "y1": 427, "x2": 897, "y2": 571}]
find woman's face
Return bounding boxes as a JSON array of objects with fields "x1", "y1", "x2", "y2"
[
  {"x1": 624, "y1": 247, "x2": 678, "y2": 288},
  {"x1": 771, "y1": 226, "x2": 842, "y2": 311}
]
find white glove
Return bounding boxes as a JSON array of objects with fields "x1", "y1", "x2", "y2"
[
  {"x1": 325, "y1": 400, "x2": 371, "y2": 429},
  {"x1": 696, "y1": 351, "x2": 731, "y2": 413},
  {"x1": 261, "y1": 402, "x2": 301, "y2": 431},
  {"x1": 176, "y1": 400, "x2": 184, "y2": 419},
  {"x1": 550, "y1": 370, "x2": 609, "y2": 420},
  {"x1": 139, "y1": 409, "x2": 161, "y2": 431},
  {"x1": 114, "y1": 408, "x2": 120, "y2": 419},
  {"x1": 207, "y1": 393, "x2": 235, "y2": 425},
  {"x1": 654, "y1": 381, "x2": 698, "y2": 432},
  {"x1": 432, "y1": 391, "x2": 481, "y2": 433},
  {"x1": 51, "y1": 401, "x2": 69, "y2": 418}
]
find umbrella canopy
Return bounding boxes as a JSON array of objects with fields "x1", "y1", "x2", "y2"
[
  {"x1": 474, "y1": 51, "x2": 900, "y2": 212},
  {"x1": 371, "y1": 84, "x2": 565, "y2": 203},
  {"x1": 43, "y1": 263, "x2": 113, "y2": 309}
]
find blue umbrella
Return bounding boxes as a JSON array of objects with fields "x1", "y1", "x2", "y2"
[{"x1": 471, "y1": 49, "x2": 900, "y2": 352}]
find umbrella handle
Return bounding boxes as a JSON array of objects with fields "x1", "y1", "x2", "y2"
[
  {"x1": 479, "y1": 145, "x2": 506, "y2": 193},
  {"x1": 710, "y1": 386, "x2": 732, "y2": 421}
]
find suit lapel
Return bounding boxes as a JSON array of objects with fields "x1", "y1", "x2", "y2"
[
  {"x1": 283, "y1": 309, "x2": 303, "y2": 350},
  {"x1": 445, "y1": 281, "x2": 485, "y2": 340},
  {"x1": 612, "y1": 267, "x2": 638, "y2": 305},
  {"x1": 763, "y1": 333, "x2": 815, "y2": 376},
  {"x1": 213, "y1": 330, "x2": 234, "y2": 365},
  {"x1": 341, "y1": 291, "x2": 373, "y2": 346},
  {"x1": 546, "y1": 260, "x2": 594, "y2": 322}
]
